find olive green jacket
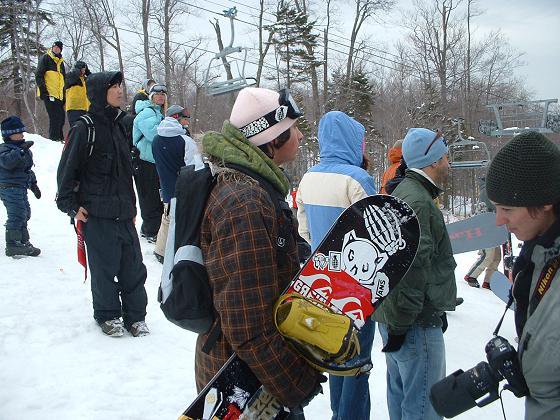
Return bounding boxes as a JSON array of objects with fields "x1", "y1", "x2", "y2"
[{"x1": 373, "y1": 170, "x2": 457, "y2": 334}]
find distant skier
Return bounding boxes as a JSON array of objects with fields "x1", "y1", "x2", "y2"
[
  {"x1": 380, "y1": 139, "x2": 403, "y2": 194},
  {"x1": 0, "y1": 116, "x2": 41, "y2": 257},
  {"x1": 464, "y1": 177, "x2": 501, "y2": 289}
]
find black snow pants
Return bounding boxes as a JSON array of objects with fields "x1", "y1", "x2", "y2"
[
  {"x1": 82, "y1": 216, "x2": 148, "y2": 328},
  {"x1": 134, "y1": 159, "x2": 163, "y2": 237},
  {"x1": 43, "y1": 97, "x2": 65, "y2": 141}
]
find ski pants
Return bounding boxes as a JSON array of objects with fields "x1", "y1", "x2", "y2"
[
  {"x1": 67, "y1": 110, "x2": 86, "y2": 127},
  {"x1": 43, "y1": 97, "x2": 65, "y2": 141},
  {"x1": 0, "y1": 186, "x2": 30, "y2": 230},
  {"x1": 82, "y1": 216, "x2": 148, "y2": 328},
  {"x1": 466, "y1": 246, "x2": 501, "y2": 283},
  {"x1": 133, "y1": 159, "x2": 163, "y2": 237}
]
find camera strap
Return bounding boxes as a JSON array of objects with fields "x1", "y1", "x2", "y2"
[
  {"x1": 493, "y1": 292, "x2": 514, "y2": 336},
  {"x1": 528, "y1": 255, "x2": 559, "y2": 315}
]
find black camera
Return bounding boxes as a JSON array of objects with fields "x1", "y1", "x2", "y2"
[{"x1": 430, "y1": 335, "x2": 529, "y2": 418}]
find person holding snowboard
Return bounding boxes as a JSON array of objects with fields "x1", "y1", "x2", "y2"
[
  {"x1": 56, "y1": 71, "x2": 149, "y2": 338},
  {"x1": 296, "y1": 110, "x2": 376, "y2": 420},
  {"x1": 0, "y1": 116, "x2": 41, "y2": 257},
  {"x1": 486, "y1": 131, "x2": 560, "y2": 420},
  {"x1": 195, "y1": 87, "x2": 325, "y2": 416},
  {"x1": 373, "y1": 128, "x2": 457, "y2": 420}
]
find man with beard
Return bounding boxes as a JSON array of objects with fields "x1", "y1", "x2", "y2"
[{"x1": 373, "y1": 128, "x2": 457, "y2": 420}]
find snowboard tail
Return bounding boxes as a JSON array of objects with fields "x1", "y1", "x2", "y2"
[{"x1": 181, "y1": 195, "x2": 420, "y2": 420}]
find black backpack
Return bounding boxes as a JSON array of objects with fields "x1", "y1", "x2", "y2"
[{"x1": 158, "y1": 162, "x2": 293, "y2": 351}]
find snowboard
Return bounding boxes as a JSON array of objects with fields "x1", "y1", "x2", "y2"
[
  {"x1": 489, "y1": 271, "x2": 515, "y2": 310},
  {"x1": 447, "y1": 212, "x2": 509, "y2": 255},
  {"x1": 180, "y1": 195, "x2": 420, "y2": 420}
]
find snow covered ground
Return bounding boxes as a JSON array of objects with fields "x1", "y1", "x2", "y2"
[{"x1": 0, "y1": 134, "x2": 524, "y2": 419}]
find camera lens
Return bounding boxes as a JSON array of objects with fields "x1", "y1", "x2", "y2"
[{"x1": 430, "y1": 362, "x2": 500, "y2": 418}]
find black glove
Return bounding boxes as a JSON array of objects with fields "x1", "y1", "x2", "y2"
[
  {"x1": 298, "y1": 374, "x2": 327, "y2": 409},
  {"x1": 20, "y1": 141, "x2": 34, "y2": 149},
  {"x1": 441, "y1": 313, "x2": 448, "y2": 333},
  {"x1": 30, "y1": 184, "x2": 41, "y2": 199},
  {"x1": 382, "y1": 332, "x2": 407, "y2": 353}
]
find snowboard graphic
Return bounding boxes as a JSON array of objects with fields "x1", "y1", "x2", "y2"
[
  {"x1": 180, "y1": 195, "x2": 420, "y2": 420},
  {"x1": 447, "y1": 212, "x2": 509, "y2": 254},
  {"x1": 489, "y1": 271, "x2": 515, "y2": 310}
]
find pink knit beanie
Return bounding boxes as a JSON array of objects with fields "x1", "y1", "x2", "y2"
[{"x1": 229, "y1": 87, "x2": 298, "y2": 146}]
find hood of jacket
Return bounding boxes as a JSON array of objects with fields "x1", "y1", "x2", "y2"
[
  {"x1": 387, "y1": 146, "x2": 402, "y2": 164},
  {"x1": 135, "y1": 98, "x2": 160, "y2": 115},
  {"x1": 86, "y1": 71, "x2": 122, "y2": 116},
  {"x1": 157, "y1": 116, "x2": 186, "y2": 137},
  {"x1": 318, "y1": 111, "x2": 365, "y2": 166}
]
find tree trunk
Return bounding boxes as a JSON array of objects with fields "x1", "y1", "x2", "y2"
[{"x1": 142, "y1": 0, "x2": 152, "y2": 78}]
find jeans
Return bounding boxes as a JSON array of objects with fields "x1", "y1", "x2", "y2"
[
  {"x1": 0, "y1": 187, "x2": 30, "y2": 230},
  {"x1": 379, "y1": 323, "x2": 445, "y2": 420},
  {"x1": 329, "y1": 318, "x2": 375, "y2": 420}
]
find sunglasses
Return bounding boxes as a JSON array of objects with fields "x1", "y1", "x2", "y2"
[
  {"x1": 424, "y1": 130, "x2": 447, "y2": 155},
  {"x1": 239, "y1": 89, "x2": 303, "y2": 139}
]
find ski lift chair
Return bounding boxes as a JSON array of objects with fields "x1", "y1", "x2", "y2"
[
  {"x1": 449, "y1": 118, "x2": 491, "y2": 169},
  {"x1": 204, "y1": 7, "x2": 257, "y2": 96}
]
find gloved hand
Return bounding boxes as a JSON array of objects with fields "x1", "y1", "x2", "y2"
[
  {"x1": 298, "y1": 374, "x2": 327, "y2": 409},
  {"x1": 30, "y1": 184, "x2": 41, "y2": 199},
  {"x1": 20, "y1": 141, "x2": 34, "y2": 149},
  {"x1": 382, "y1": 332, "x2": 407, "y2": 353},
  {"x1": 441, "y1": 313, "x2": 448, "y2": 333}
]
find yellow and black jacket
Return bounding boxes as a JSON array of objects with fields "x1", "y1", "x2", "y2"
[
  {"x1": 64, "y1": 69, "x2": 89, "y2": 111},
  {"x1": 35, "y1": 49, "x2": 65, "y2": 101}
]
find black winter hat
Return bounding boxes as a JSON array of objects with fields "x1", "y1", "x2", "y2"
[
  {"x1": 1, "y1": 116, "x2": 26, "y2": 140},
  {"x1": 486, "y1": 131, "x2": 560, "y2": 207},
  {"x1": 53, "y1": 41, "x2": 63, "y2": 50},
  {"x1": 74, "y1": 61, "x2": 91, "y2": 76}
]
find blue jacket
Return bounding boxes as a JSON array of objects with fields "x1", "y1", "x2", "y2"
[
  {"x1": 297, "y1": 111, "x2": 376, "y2": 250},
  {"x1": 132, "y1": 100, "x2": 164, "y2": 163},
  {"x1": 152, "y1": 117, "x2": 199, "y2": 203},
  {"x1": 0, "y1": 141, "x2": 37, "y2": 188}
]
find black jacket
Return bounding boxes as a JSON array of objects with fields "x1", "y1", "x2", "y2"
[{"x1": 56, "y1": 71, "x2": 136, "y2": 220}]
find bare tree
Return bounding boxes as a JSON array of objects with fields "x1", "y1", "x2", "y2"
[
  {"x1": 346, "y1": 0, "x2": 394, "y2": 85},
  {"x1": 142, "y1": 0, "x2": 153, "y2": 78},
  {"x1": 255, "y1": 0, "x2": 274, "y2": 87},
  {"x1": 54, "y1": 0, "x2": 93, "y2": 63}
]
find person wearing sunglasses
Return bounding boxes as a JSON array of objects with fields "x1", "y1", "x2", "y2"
[
  {"x1": 373, "y1": 127, "x2": 457, "y2": 420},
  {"x1": 195, "y1": 87, "x2": 325, "y2": 417},
  {"x1": 132, "y1": 83, "x2": 166, "y2": 242},
  {"x1": 296, "y1": 110, "x2": 377, "y2": 420}
]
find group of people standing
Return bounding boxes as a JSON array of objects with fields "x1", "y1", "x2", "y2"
[{"x1": 1, "y1": 45, "x2": 558, "y2": 418}]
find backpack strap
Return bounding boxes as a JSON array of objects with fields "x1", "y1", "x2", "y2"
[{"x1": 78, "y1": 114, "x2": 95, "y2": 157}]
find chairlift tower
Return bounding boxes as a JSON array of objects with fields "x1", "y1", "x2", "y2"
[
  {"x1": 479, "y1": 99, "x2": 558, "y2": 137},
  {"x1": 449, "y1": 118, "x2": 491, "y2": 169},
  {"x1": 203, "y1": 7, "x2": 257, "y2": 96}
]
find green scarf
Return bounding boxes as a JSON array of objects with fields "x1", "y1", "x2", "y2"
[{"x1": 202, "y1": 120, "x2": 290, "y2": 195}]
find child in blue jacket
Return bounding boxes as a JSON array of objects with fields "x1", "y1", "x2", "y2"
[{"x1": 0, "y1": 116, "x2": 41, "y2": 256}]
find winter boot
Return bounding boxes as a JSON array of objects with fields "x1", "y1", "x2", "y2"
[
  {"x1": 464, "y1": 275, "x2": 480, "y2": 288},
  {"x1": 482, "y1": 282, "x2": 491, "y2": 290},
  {"x1": 21, "y1": 227, "x2": 41, "y2": 256},
  {"x1": 5, "y1": 230, "x2": 41, "y2": 257},
  {"x1": 99, "y1": 318, "x2": 125, "y2": 337}
]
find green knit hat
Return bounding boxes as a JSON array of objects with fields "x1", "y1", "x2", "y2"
[{"x1": 486, "y1": 131, "x2": 560, "y2": 207}]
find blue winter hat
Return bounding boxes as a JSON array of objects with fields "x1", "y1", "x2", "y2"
[
  {"x1": 402, "y1": 128, "x2": 448, "y2": 169},
  {"x1": 1, "y1": 116, "x2": 26, "y2": 140}
]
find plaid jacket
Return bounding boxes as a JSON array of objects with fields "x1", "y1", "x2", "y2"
[{"x1": 195, "y1": 169, "x2": 320, "y2": 408}]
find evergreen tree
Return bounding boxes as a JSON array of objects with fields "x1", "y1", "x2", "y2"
[
  {"x1": 266, "y1": 0, "x2": 321, "y2": 88},
  {"x1": 0, "y1": 0, "x2": 51, "y2": 115}
]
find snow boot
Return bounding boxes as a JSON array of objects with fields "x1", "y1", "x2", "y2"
[
  {"x1": 5, "y1": 229, "x2": 41, "y2": 257},
  {"x1": 99, "y1": 318, "x2": 125, "y2": 337},
  {"x1": 128, "y1": 321, "x2": 150, "y2": 337},
  {"x1": 482, "y1": 282, "x2": 491, "y2": 290},
  {"x1": 455, "y1": 297, "x2": 464, "y2": 306},
  {"x1": 464, "y1": 275, "x2": 480, "y2": 288},
  {"x1": 21, "y1": 227, "x2": 41, "y2": 255}
]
